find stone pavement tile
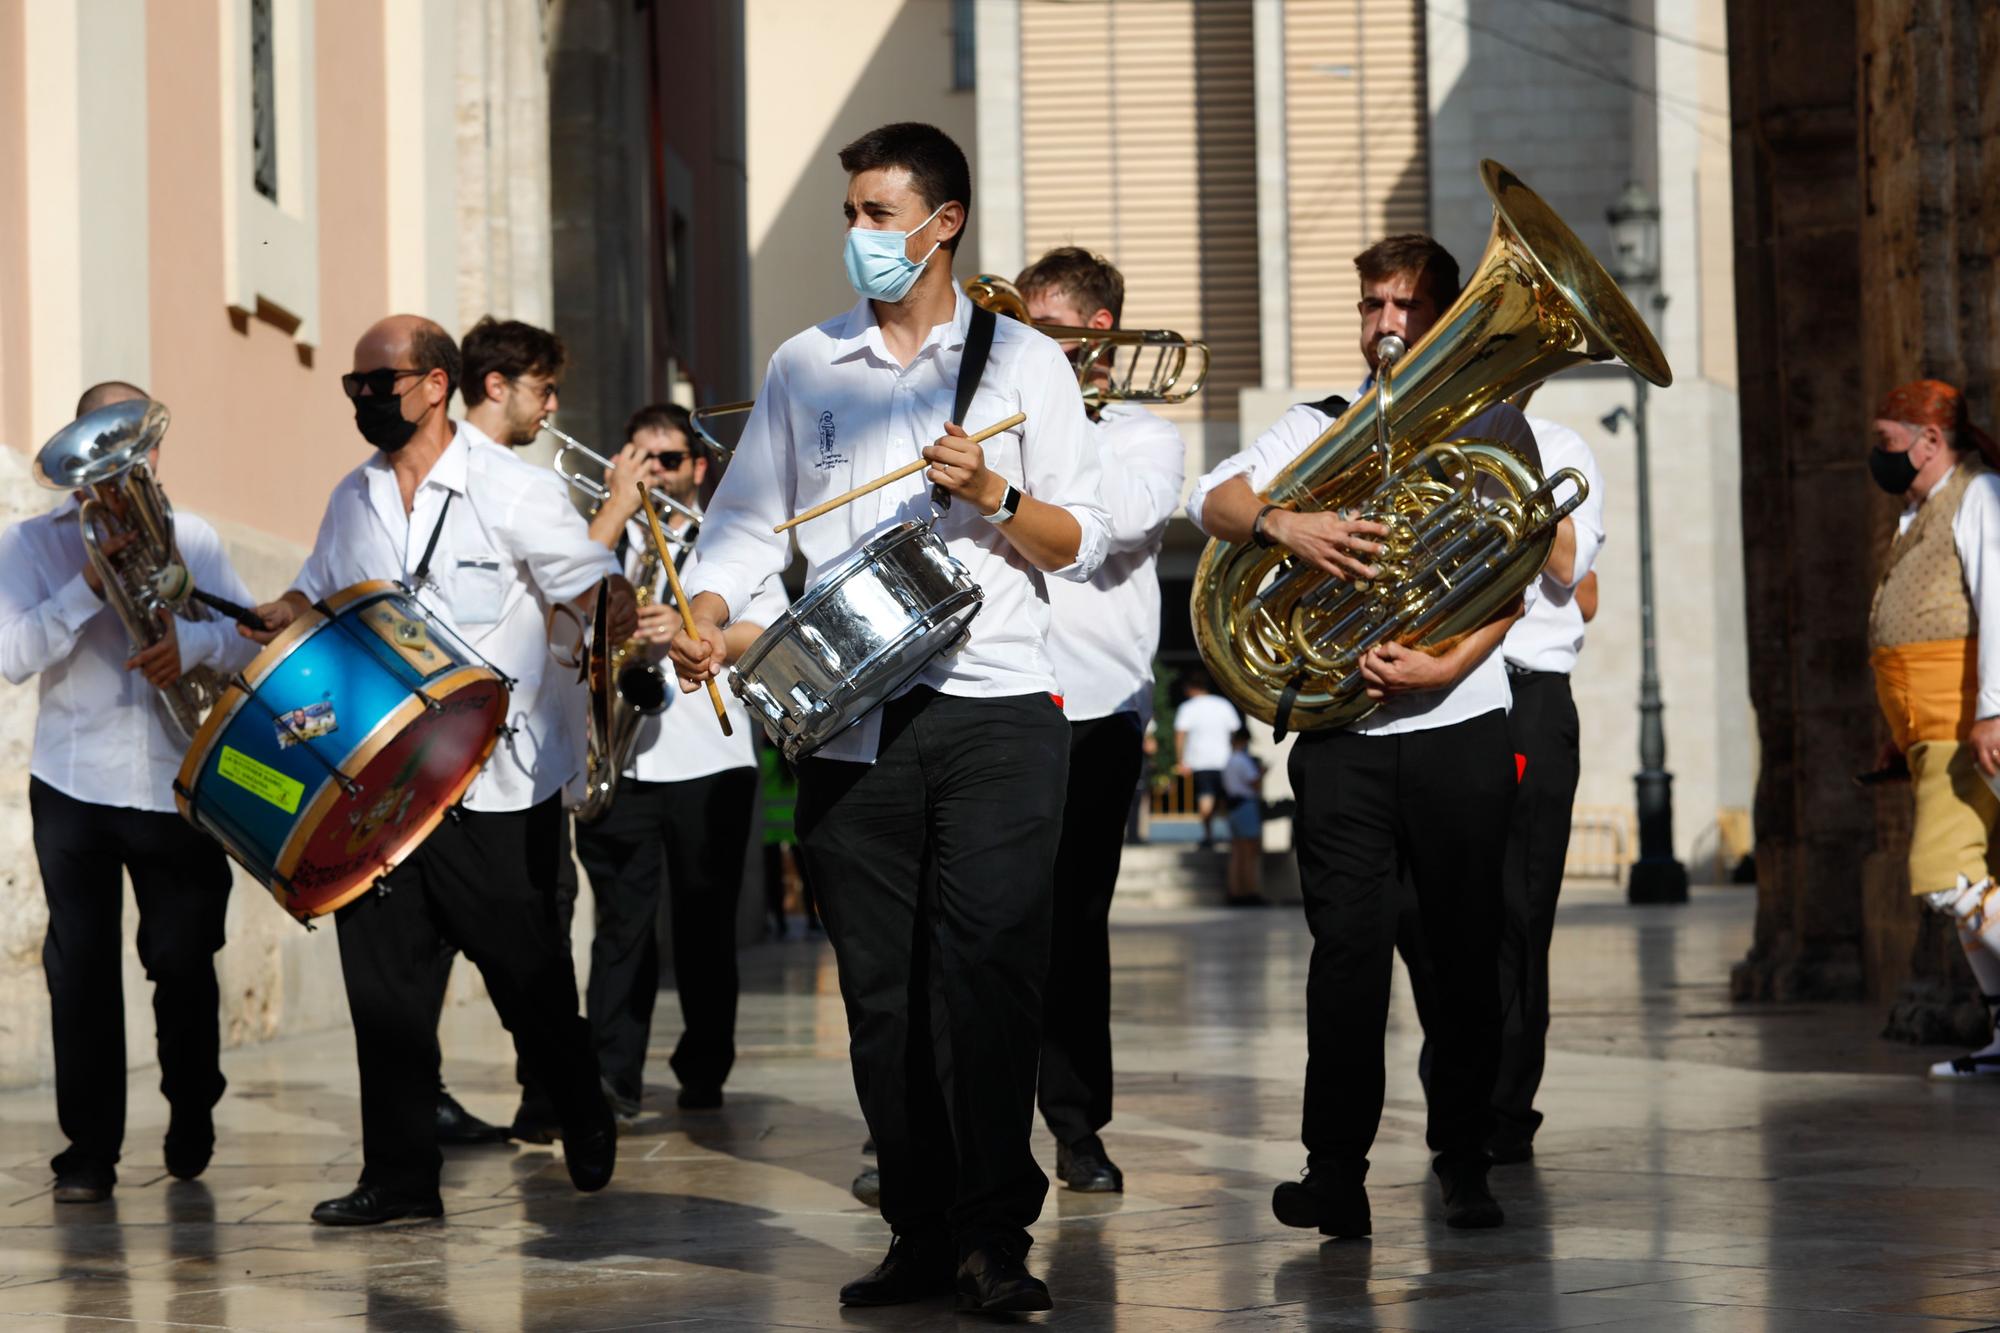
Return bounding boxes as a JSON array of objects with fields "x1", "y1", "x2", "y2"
[
  {"x1": 1578, "y1": 1264, "x2": 2000, "y2": 1316},
  {"x1": 1578, "y1": 1307, "x2": 1998, "y2": 1333}
]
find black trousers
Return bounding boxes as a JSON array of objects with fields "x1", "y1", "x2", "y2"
[
  {"x1": 1491, "y1": 671, "x2": 1581, "y2": 1145},
  {"x1": 1289, "y1": 710, "x2": 1514, "y2": 1173},
  {"x1": 32, "y1": 778, "x2": 232, "y2": 1183},
  {"x1": 335, "y1": 796, "x2": 608, "y2": 1195},
  {"x1": 573, "y1": 766, "x2": 758, "y2": 1101},
  {"x1": 1038, "y1": 710, "x2": 1144, "y2": 1148},
  {"x1": 797, "y1": 688, "x2": 1069, "y2": 1258}
]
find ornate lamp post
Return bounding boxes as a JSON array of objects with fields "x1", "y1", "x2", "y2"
[{"x1": 1602, "y1": 181, "x2": 1688, "y2": 905}]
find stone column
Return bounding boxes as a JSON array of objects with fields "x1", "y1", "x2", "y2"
[{"x1": 1729, "y1": 0, "x2": 2000, "y2": 1041}]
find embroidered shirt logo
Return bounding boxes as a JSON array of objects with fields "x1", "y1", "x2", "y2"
[{"x1": 813, "y1": 410, "x2": 848, "y2": 471}]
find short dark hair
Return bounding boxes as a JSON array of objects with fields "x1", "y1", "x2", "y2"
[
  {"x1": 75, "y1": 381, "x2": 148, "y2": 418},
  {"x1": 837, "y1": 122, "x2": 972, "y2": 253},
  {"x1": 1354, "y1": 233, "x2": 1461, "y2": 308},
  {"x1": 410, "y1": 324, "x2": 463, "y2": 403},
  {"x1": 1015, "y1": 247, "x2": 1125, "y2": 326},
  {"x1": 625, "y1": 402, "x2": 702, "y2": 456},
  {"x1": 459, "y1": 316, "x2": 567, "y2": 408}
]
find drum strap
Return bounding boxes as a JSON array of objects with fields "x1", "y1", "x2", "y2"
[
  {"x1": 934, "y1": 305, "x2": 998, "y2": 511},
  {"x1": 412, "y1": 492, "x2": 455, "y2": 591}
]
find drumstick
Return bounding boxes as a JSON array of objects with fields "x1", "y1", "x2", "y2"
[
  {"x1": 772, "y1": 411, "x2": 1028, "y2": 534},
  {"x1": 638, "y1": 488, "x2": 733, "y2": 737}
]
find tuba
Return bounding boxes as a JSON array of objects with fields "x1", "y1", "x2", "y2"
[
  {"x1": 965, "y1": 275, "x2": 1211, "y2": 404},
  {"x1": 1191, "y1": 160, "x2": 1672, "y2": 733},
  {"x1": 33, "y1": 399, "x2": 223, "y2": 746}
]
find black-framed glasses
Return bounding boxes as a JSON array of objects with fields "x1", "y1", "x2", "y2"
[{"x1": 341, "y1": 367, "x2": 427, "y2": 400}]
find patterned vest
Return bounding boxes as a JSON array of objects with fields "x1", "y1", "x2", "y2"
[{"x1": 1869, "y1": 458, "x2": 1985, "y2": 651}]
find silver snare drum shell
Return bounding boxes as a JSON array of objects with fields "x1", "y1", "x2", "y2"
[{"x1": 729, "y1": 520, "x2": 981, "y2": 761}]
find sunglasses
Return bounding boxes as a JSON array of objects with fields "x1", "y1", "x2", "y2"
[
  {"x1": 341, "y1": 367, "x2": 427, "y2": 400},
  {"x1": 653, "y1": 451, "x2": 690, "y2": 470},
  {"x1": 507, "y1": 375, "x2": 561, "y2": 403}
]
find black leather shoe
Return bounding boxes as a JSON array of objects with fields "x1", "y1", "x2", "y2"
[
  {"x1": 956, "y1": 1245, "x2": 1053, "y2": 1313},
  {"x1": 850, "y1": 1166, "x2": 881, "y2": 1208},
  {"x1": 53, "y1": 1173, "x2": 112, "y2": 1204},
  {"x1": 436, "y1": 1092, "x2": 510, "y2": 1146},
  {"x1": 1485, "y1": 1137, "x2": 1534, "y2": 1166},
  {"x1": 1435, "y1": 1156, "x2": 1504, "y2": 1229},
  {"x1": 509, "y1": 1112, "x2": 561, "y2": 1145},
  {"x1": 1271, "y1": 1170, "x2": 1370, "y2": 1238},
  {"x1": 676, "y1": 1084, "x2": 723, "y2": 1110},
  {"x1": 565, "y1": 1125, "x2": 616, "y2": 1193},
  {"x1": 1057, "y1": 1137, "x2": 1124, "y2": 1193},
  {"x1": 164, "y1": 1108, "x2": 215, "y2": 1181},
  {"x1": 838, "y1": 1235, "x2": 956, "y2": 1306},
  {"x1": 310, "y1": 1186, "x2": 443, "y2": 1226}
]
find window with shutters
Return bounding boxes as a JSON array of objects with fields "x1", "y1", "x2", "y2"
[
  {"x1": 1019, "y1": 0, "x2": 1261, "y2": 459},
  {"x1": 220, "y1": 0, "x2": 320, "y2": 346}
]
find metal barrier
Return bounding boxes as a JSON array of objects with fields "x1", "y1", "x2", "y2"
[
  {"x1": 1151, "y1": 770, "x2": 1198, "y2": 817},
  {"x1": 1565, "y1": 804, "x2": 1633, "y2": 885}
]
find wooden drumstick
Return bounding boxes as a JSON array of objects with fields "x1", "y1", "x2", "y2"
[
  {"x1": 638, "y1": 488, "x2": 733, "y2": 737},
  {"x1": 772, "y1": 411, "x2": 1028, "y2": 534}
]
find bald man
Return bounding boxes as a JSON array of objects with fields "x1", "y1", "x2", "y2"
[
  {"x1": 0, "y1": 381, "x2": 257, "y2": 1203},
  {"x1": 248, "y1": 315, "x2": 636, "y2": 1224}
]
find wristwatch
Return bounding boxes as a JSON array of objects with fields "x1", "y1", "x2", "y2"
[{"x1": 981, "y1": 483, "x2": 1022, "y2": 525}]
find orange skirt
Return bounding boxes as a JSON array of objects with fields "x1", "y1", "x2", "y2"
[{"x1": 1871, "y1": 638, "x2": 1979, "y2": 751}]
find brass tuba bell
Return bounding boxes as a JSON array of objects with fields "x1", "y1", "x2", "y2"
[{"x1": 1190, "y1": 160, "x2": 1671, "y2": 733}]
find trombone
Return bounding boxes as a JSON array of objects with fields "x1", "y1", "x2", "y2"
[
  {"x1": 544, "y1": 421, "x2": 702, "y2": 549},
  {"x1": 690, "y1": 401, "x2": 750, "y2": 458},
  {"x1": 963, "y1": 274, "x2": 1210, "y2": 405}
]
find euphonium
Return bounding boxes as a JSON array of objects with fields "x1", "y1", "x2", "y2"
[
  {"x1": 575, "y1": 545, "x2": 670, "y2": 823},
  {"x1": 1191, "y1": 160, "x2": 1672, "y2": 734},
  {"x1": 33, "y1": 399, "x2": 222, "y2": 746},
  {"x1": 964, "y1": 275, "x2": 1211, "y2": 404}
]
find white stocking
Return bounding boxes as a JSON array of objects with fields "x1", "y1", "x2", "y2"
[{"x1": 1958, "y1": 927, "x2": 2000, "y2": 1055}]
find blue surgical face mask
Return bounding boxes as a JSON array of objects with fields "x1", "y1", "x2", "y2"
[{"x1": 842, "y1": 201, "x2": 948, "y2": 303}]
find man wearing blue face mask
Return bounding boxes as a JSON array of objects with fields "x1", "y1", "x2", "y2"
[{"x1": 668, "y1": 122, "x2": 1110, "y2": 1314}]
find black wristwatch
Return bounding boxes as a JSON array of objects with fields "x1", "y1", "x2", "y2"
[
  {"x1": 1252, "y1": 503, "x2": 1282, "y2": 548},
  {"x1": 981, "y1": 483, "x2": 1022, "y2": 525}
]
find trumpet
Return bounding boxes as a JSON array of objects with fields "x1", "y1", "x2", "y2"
[
  {"x1": 964, "y1": 275, "x2": 1210, "y2": 405},
  {"x1": 544, "y1": 421, "x2": 702, "y2": 549}
]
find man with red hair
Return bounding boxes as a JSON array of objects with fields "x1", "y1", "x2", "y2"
[{"x1": 1864, "y1": 379, "x2": 2000, "y2": 1077}]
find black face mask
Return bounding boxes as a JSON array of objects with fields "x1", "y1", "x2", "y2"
[
  {"x1": 353, "y1": 392, "x2": 420, "y2": 452},
  {"x1": 1868, "y1": 446, "x2": 1921, "y2": 495}
]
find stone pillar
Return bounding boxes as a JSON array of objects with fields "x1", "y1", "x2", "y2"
[{"x1": 1729, "y1": 0, "x2": 2000, "y2": 1040}]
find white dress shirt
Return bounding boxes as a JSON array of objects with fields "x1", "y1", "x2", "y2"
[
  {"x1": 684, "y1": 288, "x2": 1112, "y2": 763},
  {"x1": 1175, "y1": 692, "x2": 1242, "y2": 771},
  {"x1": 1897, "y1": 463, "x2": 2000, "y2": 720},
  {"x1": 1046, "y1": 401, "x2": 1185, "y2": 722},
  {"x1": 619, "y1": 518, "x2": 791, "y2": 783},
  {"x1": 291, "y1": 422, "x2": 619, "y2": 811},
  {"x1": 1504, "y1": 416, "x2": 1606, "y2": 674},
  {"x1": 0, "y1": 499, "x2": 259, "y2": 812},
  {"x1": 1186, "y1": 396, "x2": 1540, "y2": 735}
]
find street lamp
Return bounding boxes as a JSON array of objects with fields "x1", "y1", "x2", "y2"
[{"x1": 1602, "y1": 181, "x2": 1688, "y2": 906}]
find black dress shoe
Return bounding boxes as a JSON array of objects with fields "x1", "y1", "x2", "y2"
[
  {"x1": 1485, "y1": 1137, "x2": 1534, "y2": 1165},
  {"x1": 164, "y1": 1108, "x2": 215, "y2": 1181},
  {"x1": 52, "y1": 1173, "x2": 112, "y2": 1204},
  {"x1": 1434, "y1": 1155, "x2": 1504, "y2": 1229},
  {"x1": 435, "y1": 1092, "x2": 510, "y2": 1146},
  {"x1": 1056, "y1": 1137, "x2": 1124, "y2": 1193},
  {"x1": 956, "y1": 1245, "x2": 1053, "y2": 1313},
  {"x1": 676, "y1": 1084, "x2": 723, "y2": 1110},
  {"x1": 1271, "y1": 1170, "x2": 1370, "y2": 1238},
  {"x1": 565, "y1": 1124, "x2": 616, "y2": 1193},
  {"x1": 850, "y1": 1166, "x2": 881, "y2": 1209},
  {"x1": 310, "y1": 1186, "x2": 443, "y2": 1226},
  {"x1": 509, "y1": 1112, "x2": 560, "y2": 1145},
  {"x1": 838, "y1": 1235, "x2": 956, "y2": 1306}
]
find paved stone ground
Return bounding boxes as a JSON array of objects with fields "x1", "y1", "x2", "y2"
[{"x1": 2, "y1": 884, "x2": 1998, "y2": 1330}]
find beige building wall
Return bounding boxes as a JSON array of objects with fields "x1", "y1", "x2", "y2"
[
  {"x1": 743, "y1": 0, "x2": 981, "y2": 375},
  {"x1": 0, "y1": 0, "x2": 570, "y2": 1089}
]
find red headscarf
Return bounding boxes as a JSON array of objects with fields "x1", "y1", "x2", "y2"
[{"x1": 1876, "y1": 379, "x2": 2000, "y2": 469}]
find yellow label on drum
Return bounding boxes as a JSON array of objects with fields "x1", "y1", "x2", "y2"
[{"x1": 218, "y1": 745, "x2": 306, "y2": 813}]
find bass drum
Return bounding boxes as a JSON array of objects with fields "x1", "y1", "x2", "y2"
[
  {"x1": 730, "y1": 520, "x2": 980, "y2": 761},
  {"x1": 175, "y1": 580, "x2": 509, "y2": 922}
]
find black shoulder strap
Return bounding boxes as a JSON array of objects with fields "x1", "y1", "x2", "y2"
[
  {"x1": 936, "y1": 304, "x2": 999, "y2": 510},
  {"x1": 1299, "y1": 392, "x2": 1350, "y2": 419}
]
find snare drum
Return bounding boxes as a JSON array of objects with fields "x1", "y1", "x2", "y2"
[
  {"x1": 731, "y1": 520, "x2": 980, "y2": 761},
  {"x1": 175, "y1": 580, "x2": 510, "y2": 922}
]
